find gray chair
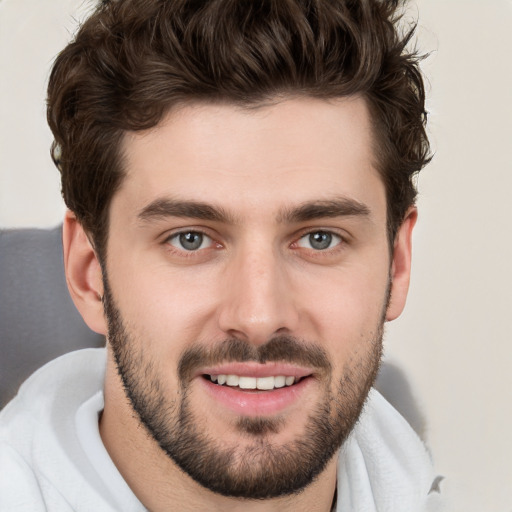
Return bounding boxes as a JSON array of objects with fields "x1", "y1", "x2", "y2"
[
  {"x1": 0, "y1": 226, "x2": 104, "y2": 408},
  {"x1": 0, "y1": 226, "x2": 426, "y2": 440}
]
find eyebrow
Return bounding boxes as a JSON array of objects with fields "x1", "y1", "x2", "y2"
[
  {"x1": 137, "y1": 198, "x2": 236, "y2": 224},
  {"x1": 277, "y1": 198, "x2": 371, "y2": 223},
  {"x1": 137, "y1": 197, "x2": 371, "y2": 225}
]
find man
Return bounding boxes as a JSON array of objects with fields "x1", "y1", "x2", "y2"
[{"x1": 0, "y1": 0, "x2": 443, "y2": 510}]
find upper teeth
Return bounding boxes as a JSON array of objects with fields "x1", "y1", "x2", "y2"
[{"x1": 209, "y1": 375, "x2": 296, "y2": 390}]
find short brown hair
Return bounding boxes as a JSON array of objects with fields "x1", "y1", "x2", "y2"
[{"x1": 47, "y1": 0, "x2": 430, "y2": 261}]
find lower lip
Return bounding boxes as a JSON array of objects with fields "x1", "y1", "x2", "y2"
[{"x1": 199, "y1": 376, "x2": 313, "y2": 416}]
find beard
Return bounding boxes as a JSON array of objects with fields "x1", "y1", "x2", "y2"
[{"x1": 102, "y1": 278, "x2": 385, "y2": 500}]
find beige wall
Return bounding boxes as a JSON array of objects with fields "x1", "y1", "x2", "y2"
[
  {"x1": 387, "y1": 1, "x2": 512, "y2": 509},
  {"x1": 1, "y1": 0, "x2": 511, "y2": 509}
]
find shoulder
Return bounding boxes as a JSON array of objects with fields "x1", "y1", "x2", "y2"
[
  {"x1": 336, "y1": 389, "x2": 444, "y2": 512},
  {"x1": 0, "y1": 442, "x2": 53, "y2": 512},
  {"x1": 0, "y1": 349, "x2": 109, "y2": 511},
  {"x1": 0, "y1": 347, "x2": 106, "y2": 448},
  {"x1": 1, "y1": 348, "x2": 105, "y2": 422}
]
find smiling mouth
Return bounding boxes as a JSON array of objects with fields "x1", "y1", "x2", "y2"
[{"x1": 203, "y1": 374, "x2": 309, "y2": 390}]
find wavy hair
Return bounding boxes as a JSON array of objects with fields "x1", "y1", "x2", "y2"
[{"x1": 47, "y1": 0, "x2": 430, "y2": 260}]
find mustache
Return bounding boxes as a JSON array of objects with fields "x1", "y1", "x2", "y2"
[{"x1": 178, "y1": 336, "x2": 332, "y2": 384}]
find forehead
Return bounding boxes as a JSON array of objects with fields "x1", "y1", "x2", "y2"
[{"x1": 116, "y1": 96, "x2": 385, "y2": 221}]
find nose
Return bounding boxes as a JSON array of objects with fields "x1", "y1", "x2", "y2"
[{"x1": 217, "y1": 245, "x2": 300, "y2": 345}]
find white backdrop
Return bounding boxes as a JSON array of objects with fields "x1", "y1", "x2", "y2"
[{"x1": 1, "y1": 0, "x2": 511, "y2": 510}]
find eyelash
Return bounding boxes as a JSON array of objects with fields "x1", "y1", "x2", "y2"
[
  {"x1": 163, "y1": 229, "x2": 219, "y2": 257},
  {"x1": 162, "y1": 228, "x2": 347, "y2": 259},
  {"x1": 294, "y1": 230, "x2": 344, "y2": 251}
]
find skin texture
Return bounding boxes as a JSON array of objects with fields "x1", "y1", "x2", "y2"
[{"x1": 63, "y1": 96, "x2": 416, "y2": 512}]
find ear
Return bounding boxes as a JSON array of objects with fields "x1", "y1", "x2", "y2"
[
  {"x1": 386, "y1": 207, "x2": 417, "y2": 322},
  {"x1": 62, "y1": 211, "x2": 107, "y2": 335}
]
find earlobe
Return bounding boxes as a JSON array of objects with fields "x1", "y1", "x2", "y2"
[
  {"x1": 62, "y1": 211, "x2": 107, "y2": 335},
  {"x1": 385, "y1": 207, "x2": 417, "y2": 322}
]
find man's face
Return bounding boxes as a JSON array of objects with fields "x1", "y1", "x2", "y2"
[{"x1": 103, "y1": 97, "x2": 395, "y2": 498}]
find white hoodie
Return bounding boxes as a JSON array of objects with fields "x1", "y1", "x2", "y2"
[{"x1": 0, "y1": 349, "x2": 443, "y2": 511}]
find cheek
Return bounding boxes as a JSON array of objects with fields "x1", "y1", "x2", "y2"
[
  {"x1": 108, "y1": 257, "x2": 222, "y2": 350},
  {"x1": 293, "y1": 264, "x2": 388, "y2": 357}
]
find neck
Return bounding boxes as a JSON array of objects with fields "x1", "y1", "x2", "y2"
[{"x1": 100, "y1": 350, "x2": 338, "y2": 512}]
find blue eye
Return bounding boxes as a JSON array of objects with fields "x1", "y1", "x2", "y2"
[
  {"x1": 297, "y1": 231, "x2": 342, "y2": 250},
  {"x1": 168, "y1": 231, "x2": 212, "y2": 251}
]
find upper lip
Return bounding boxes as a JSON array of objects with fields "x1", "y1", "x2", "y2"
[{"x1": 195, "y1": 362, "x2": 315, "y2": 379}]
